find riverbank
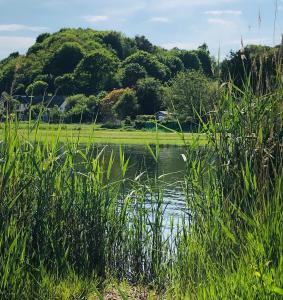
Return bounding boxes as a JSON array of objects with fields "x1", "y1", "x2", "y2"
[{"x1": 0, "y1": 122, "x2": 208, "y2": 145}]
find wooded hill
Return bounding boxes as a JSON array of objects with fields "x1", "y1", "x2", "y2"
[
  {"x1": 0, "y1": 28, "x2": 213, "y2": 96},
  {"x1": 0, "y1": 28, "x2": 281, "y2": 124}
]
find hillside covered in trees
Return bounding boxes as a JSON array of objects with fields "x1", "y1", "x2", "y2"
[{"x1": 0, "y1": 28, "x2": 281, "y2": 124}]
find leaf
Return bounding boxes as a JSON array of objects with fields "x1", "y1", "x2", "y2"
[
  {"x1": 254, "y1": 271, "x2": 261, "y2": 278},
  {"x1": 117, "y1": 286, "x2": 128, "y2": 300},
  {"x1": 146, "y1": 144, "x2": 157, "y2": 162},
  {"x1": 93, "y1": 286, "x2": 104, "y2": 300},
  {"x1": 271, "y1": 286, "x2": 283, "y2": 296},
  {"x1": 258, "y1": 127, "x2": 263, "y2": 144},
  {"x1": 219, "y1": 220, "x2": 237, "y2": 244}
]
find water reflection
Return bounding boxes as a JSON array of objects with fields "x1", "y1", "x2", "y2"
[{"x1": 87, "y1": 144, "x2": 188, "y2": 221}]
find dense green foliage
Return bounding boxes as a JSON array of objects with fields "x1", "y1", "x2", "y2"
[
  {"x1": 136, "y1": 77, "x2": 163, "y2": 115},
  {"x1": 120, "y1": 63, "x2": 147, "y2": 87},
  {"x1": 221, "y1": 44, "x2": 282, "y2": 92},
  {"x1": 26, "y1": 80, "x2": 48, "y2": 96},
  {"x1": 0, "y1": 67, "x2": 282, "y2": 298},
  {"x1": 1, "y1": 28, "x2": 280, "y2": 127},
  {"x1": 44, "y1": 42, "x2": 84, "y2": 76},
  {"x1": 113, "y1": 89, "x2": 139, "y2": 119},
  {"x1": 0, "y1": 28, "x2": 213, "y2": 98},
  {"x1": 0, "y1": 26, "x2": 282, "y2": 300},
  {"x1": 63, "y1": 94, "x2": 99, "y2": 122},
  {"x1": 164, "y1": 71, "x2": 218, "y2": 121}
]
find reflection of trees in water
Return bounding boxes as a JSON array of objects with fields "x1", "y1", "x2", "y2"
[
  {"x1": 55, "y1": 143, "x2": 187, "y2": 186},
  {"x1": 65, "y1": 143, "x2": 188, "y2": 218}
]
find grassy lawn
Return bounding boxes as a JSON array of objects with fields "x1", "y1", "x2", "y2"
[{"x1": 0, "y1": 122, "x2": 208, "y2": 145}]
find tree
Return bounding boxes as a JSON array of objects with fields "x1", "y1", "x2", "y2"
[
  {"x1": 74, "y1": 50, "x2": 119, "y2": 95},
  {"x1": 49, "y1": 105, "x2": 62, "y2": 123},
  {"x1": 14, "y1": 83, "x2": 26, "y2": 94},
  {"x1": 100, "y1": 88, "x2": 129, "y2": 120},
  {"x1": 136, "y1": 78, "x2": 163, "y2": 115},
  {"x1": 174, "y1": 50, "x2": 201, "y2": 71},
  {"x1": 196, "y1": 49, "x2": 213, "y2": 77},
  {"x1": 158, "y1": 55, "x2": 184, "y2": 77},
  {"x1": 221, "y1": 45, "x2": 279, "y2": 93},
  {"x1": 113, "y1": 89, "x2": 139, "y2": 119},
  {"x1": 54, "y1": 74, "x2": 76, "y2": 95},
  {"x1": 86, "y1": 95, "x2": 100, "y2": 121},
  {"x1": 36, "y1": 33, "x2": 51, "y2": 43},
  {"x1": 0, "y1": 59, "x2": 18, "y2": 94},
  {"x1": 123, "y1": 51, "x2": 168, "y2": 81},
  {"x1": 198, "y1": 43, "x2": 209, "y2": 53},
  {"x1": 0, "y1": 92, "x2": 19, "y2": 115},
  {"x1": 135, "y1": 35, "x2": 154, "y2": 53},
  {"x1": 64, "y1": 94, "x2": 88, "y2": 122},
  {"x1": 44, "y1": 42, "x2": 84, "y2": 76},
  {"x1": 25, "y1": 81, "x2": 48, "y2": 96},
  {"x1": 121, "y1": 63, "x2": 147, "y2": 87},
  {"x1": 163, "y1": 71, "x2": 217, "y2": 120},
  {"x1": 102, "y1": 31, "x2": 131, "y2": 59}
]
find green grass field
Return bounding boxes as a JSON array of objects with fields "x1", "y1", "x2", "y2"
[{"x1": 0, "y1": 122, "x2": 208, "y2": 145}]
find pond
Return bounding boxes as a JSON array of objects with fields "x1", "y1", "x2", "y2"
[{"x1": 87, "y1": 144, "x2": 189, "y2": 222}]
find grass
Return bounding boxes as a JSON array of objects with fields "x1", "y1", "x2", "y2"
[
  {"x1": 0, "y1": 122, "x2": 208, "y2": 145},
  {"x1": 0, "y1": 57, "x2": 282, "y2": 298}
]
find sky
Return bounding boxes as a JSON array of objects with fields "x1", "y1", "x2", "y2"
[{"x1": 0, "y1": 0, "x2": 282, "y2": 59}]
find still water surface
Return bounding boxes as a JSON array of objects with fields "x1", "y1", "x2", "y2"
[{"x1": 87, "y1": 144, "x2": 188, "y2": 220}]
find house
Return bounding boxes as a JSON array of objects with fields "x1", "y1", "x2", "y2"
[
  {"x1": 14, "y1": 95, "x2": 67, "y2": 121},
  {"x1": 155, "y1": 111, "x2": 171, "y2": 121}
]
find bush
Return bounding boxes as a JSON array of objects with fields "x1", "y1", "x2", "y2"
[
  {"x1": 136, "y1": 77, "x2": 163, "y2": 115},
  {"x1": 136, "y1": 115, "x2": 155, "y2": 122},
  {"x1": 163, "y1": 71, "x2": 218, "y2": 121},
  {"x1": 101, "y1": 120, "x2": 122, "y2": 129},
  {"x1": 121, "y1": 63, "x2": 147, "y2": 87},
  {"x1": 160, "y1": 120, "x2": 199, "y2": 132},
  {"x1": 134, "y1": 120, "x2": 156, "y2": 130},
  {"x1": 112, "y1": 89, "x2": 139, "y2": 119}
]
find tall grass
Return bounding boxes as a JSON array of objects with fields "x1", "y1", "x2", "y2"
[
  {"x1": 0, "y1": 116, "x2": 174, "y2": 298},
  {"x1": 166, "y1": 52, "x2": 283, "y2": 298},
  {"x1": 0, "y1": 54, "x2": 282, "y2": 298}
]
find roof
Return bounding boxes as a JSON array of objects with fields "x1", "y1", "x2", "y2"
[
  {"x1": 14, "y1": 95, "x2": 66, "y2": 108},
  {"x1": 156, "y1": 111, "x2": 169, "y2": 115}
]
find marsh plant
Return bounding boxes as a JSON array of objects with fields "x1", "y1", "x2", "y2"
[{"x1": 0, "y1": 49, "x2": 282, "y2": 299}]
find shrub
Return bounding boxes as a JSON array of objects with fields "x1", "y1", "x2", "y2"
[
  {"x1": 101, "y1": 119, "x2": 122, "y2": 129},
  {"x1": 134, "y1": 120, "x2": 156, "y2": 130},
  {"x1": 163, "y1": 71, "x2": 218, "y2": 120},
  {"x1": 136, "y1": 115, "x2": 155, "y2": 122},
  {"x1": 25, "y1": 80, "x2": 48, "y2": 96},
  {"x1": 112, "y1": 89, "x2": 139, "y2": 119}
]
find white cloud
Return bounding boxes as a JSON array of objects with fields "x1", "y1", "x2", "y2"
[
  {"x1": 205, "y1": 10, "x2": 242, "y2": 16},
  {"x1": 81, "y1": 1, "x2": 146, "y2": 21},
  {"x1": 0, "y1": 24, "x2": 49, "y2": 32},
  {"x1": 0, "y1": 36, "x2": 35, "y2": 57},
  {"x1": 162, "y1": 41, "x2": 199, "y2": 50},
  {"x1": 83, "y1": 15, "x2": 108, "y2": 23},
  {"x1": 151, "y1": 0, "x2": 237, "y2": 11},
  {"x1": 148, "y1": 17, "x2": 170, "y2": 23},
  {"x1": 207, "y1": 18, "x2": 234, "y2": 25}
]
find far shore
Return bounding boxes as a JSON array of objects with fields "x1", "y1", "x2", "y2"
[{"x1": 0, "y1": 122, "x2": 208, "y2": 146}]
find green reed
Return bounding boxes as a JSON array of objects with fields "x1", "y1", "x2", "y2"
[
  {"x1": 166, "y1": 55, "x2": 283, "y2": 298},
  {"x1": 0, "y1": 51, "x2": 282, "y2": 299}
]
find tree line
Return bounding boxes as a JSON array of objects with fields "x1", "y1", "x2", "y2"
[{"x1": 0, "y1": 28, "x2": 281, "y2": 125}]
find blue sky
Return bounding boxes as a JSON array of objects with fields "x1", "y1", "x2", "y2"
[{"x1": 0, "y1": 0, "x2": 282, "y2": 59}]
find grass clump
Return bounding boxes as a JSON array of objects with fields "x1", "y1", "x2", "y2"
[{"x1": 0, "y1": 52, "x2": 282, "y2": 299}]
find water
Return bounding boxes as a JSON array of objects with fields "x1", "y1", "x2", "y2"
[{"x1": 87, "y1": 144, "x2": 188, "y2": 221}]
